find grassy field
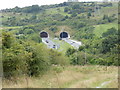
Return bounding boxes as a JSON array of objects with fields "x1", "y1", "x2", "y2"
[
  {"x1": 45, "y1": 7, "x2": 70, "y2": 16},
  {"x1": 51, "y1": 38, "x2": 73, "y2": 54},
  {"x1": 93, "y1": 23, "x2": 118, "y2": 37},
  {"x1": 2, "y1": 65, "x2": 118, "y2": 88}
]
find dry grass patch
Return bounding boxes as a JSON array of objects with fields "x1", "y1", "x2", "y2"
[{"x1": 2, "y1": 65, "x2": 118, "y2": 88}]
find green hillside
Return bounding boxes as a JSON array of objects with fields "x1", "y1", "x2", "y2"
[{"x1": 94, "y1": 23, "x2": 118, "y2": 37}]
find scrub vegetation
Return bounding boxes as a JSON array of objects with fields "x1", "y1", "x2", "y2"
[{"x1": 1, "y1": 1, "x2": 119, "y2": 88}]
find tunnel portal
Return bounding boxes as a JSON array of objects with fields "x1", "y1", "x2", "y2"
[
  {"x1": 40, "y1": 31, "x2": 49, "y2": 38},
  {"x1": 60, "y1": 32, "x2": 69, "y2": 38}
]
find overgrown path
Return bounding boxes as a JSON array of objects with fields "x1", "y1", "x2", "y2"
[
  {"x1": 68, "y1": 75, "x2": 117, "y2": 88},
  {"x1": 96, "y1": 74, "x2": 118, "y2": 88},
  {"x1": 60, "y1": 66, "x2": 118, "y2": 88},
  {"x1": 96, "y1": 81, "x2": 112, "y2": 88}
]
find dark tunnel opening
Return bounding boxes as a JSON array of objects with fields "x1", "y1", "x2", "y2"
[
  {"x1": 60, "y1": 32, "x2": 69, "y2": 38},
  {"x1": 40, "y1": 32, "x2": 48, "y2": 38}
]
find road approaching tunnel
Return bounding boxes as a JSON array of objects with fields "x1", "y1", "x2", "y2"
[
  {"x1": 60, "y1": 32, "x2": 70, "y2": 39},
  {"x1": 40, "y1": 31, "x2": 49, "y2": 38}
]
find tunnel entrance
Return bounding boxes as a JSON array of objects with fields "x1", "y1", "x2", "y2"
[
  {"x1": 60, "y1": 32, "x2": 69, "y2": 38},
  {"x1": 40, "y1": 31, "x2": 49, "y2": 38}
]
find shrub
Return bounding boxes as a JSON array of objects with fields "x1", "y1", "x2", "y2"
[
  {"x1": 79, "y1": 46, "x2": 85, "y2": 51},
  {"x1": 25, "y1": 43, "x2": 50, "y2": 76},
  {"x1": 3, "y1": 44, "x2": 31, "y2": 78},
  {"x1": 2, "y1": 32, "x2": 14, "y2": 49},
  {"x1": 71, "y1": 13, "x2": 77, "y2": 17},
  {"x1": 53, "y1": 66, "x2": 63, "y2": 73},
  {"x1": 49, "y1": 49, "x2": 70, "y2": 66},
  {"x1": 64, "y1": 7, "x2": 69, "y2": 12},
  {"x1": 66, "y1": 48, "x2": 76, "y2": 57}
]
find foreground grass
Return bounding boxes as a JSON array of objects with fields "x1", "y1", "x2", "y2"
[{"x1": 2, "y1": 65, "x2": 118, "y2": 88}]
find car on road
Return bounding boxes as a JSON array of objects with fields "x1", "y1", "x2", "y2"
[
  {"x1": 59, "y1": 38, "x2": 62, "y2": 40},
  {"x1": 46, "y1": 40, "x2": 48, "y2": 43},
  {"x1": 53, "y1": 45, "x2": 56, "y2": 48},
  {"x1": 71, "y1": 42, "x2": 75, "y2": 44}
]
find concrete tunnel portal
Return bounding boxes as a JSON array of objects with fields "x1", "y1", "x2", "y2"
[
  {"x1": 60, "y1": 32, "x2": 70, "y2": 39},
  {"x1": 40, "y1": 31, "x2": 49, "y2": 38}
]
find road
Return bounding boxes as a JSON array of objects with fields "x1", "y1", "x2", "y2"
[
  {"x1": 42, "y1": 38, "x2": 59, "y2": 49},
  {"x1": 42, "y1": 38, "x2": 82, "y2": 49},
  {"x1": 62, "y1": 38, "x2": 82, "y2": 49}
]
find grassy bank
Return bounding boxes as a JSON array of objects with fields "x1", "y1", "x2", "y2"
[
  {"x1": 94, "y1": 23, "x2": 118, "y2": 37},
  {"x1": 2, "y1": 65, "x2": 118, "y2": 88},
  {"x1": 51, "y1": 39, "x2": 73, "y2": 54}
]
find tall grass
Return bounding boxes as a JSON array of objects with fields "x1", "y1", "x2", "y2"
[{"x1": 2, "y1": 65, "x2": 118, "y2": 88}]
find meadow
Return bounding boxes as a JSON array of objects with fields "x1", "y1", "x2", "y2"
[
  {"x1": 93, "y1": 23, "x2": 118, "y2": 37},
  {"x1": 2, "y1": 65, "x2": 118, "y2": 88}
]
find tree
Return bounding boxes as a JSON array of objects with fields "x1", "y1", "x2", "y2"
[
  {"x1": 71, "y1": 13, "x2": 77, "y2": 17},
  {"x1": 102, "y1": 27, "x2": 117, "y2": 37},
  {"x1": 23, "y1": 29, "x2": 34, "y2": 35},
  {"x1": 3, "y1": 45, "x2": 31, "y2": 78},
  {"x1": 2, "y1": 32, "x2": 14, "y2": 49},
  {"x1": 31, "y1": 15, "x2": 37, "y2": 20},
  {"x1": 2, "y1": 32, "x2": 31, "y2": 78},
  {"x1": 79, "y1": 46, "x2": 85, "y2": 51},
  {"x1": 49, "y1": 27, "x2": 57, "y2": 32},
  {"x1": 28, "y1": 34, "x2": 42, "y2": 43},
  {"x1": 66, "y1": 48, "x2": 76, "y2": 57},
  {"x1": 64, "y1": 7, "x2": 69, "y2": 12},
  {"x1": 49, "y1": 49, "x2": 69, "y2": 66},
  {"x1": 103, "y1": 15, "x2": 109, "y2": 20},
  {"x1": 77, "y1": 22, "x2": 86, "y2": 28},
  {"x1": 101, "y1": 35, "x2": 118, "y2": 54},
  {"x1": 87, "y1": 12, "x2": 91, "y2": 17},
  {"x1": 64, "y1": 15, "x2": 69, "y2": 19},
  {"x1": 70, "y1": 52, "x2": 86, "y2": 65},
  {"x1": 72, "y1": 4, "x2": 80, "y2": 10},
  {"x1": 27, "y1": 43, "x2": 50, "y2": 76},
  {"x1": 23, "y1": 5, "x2": 41, "y2": 13}
]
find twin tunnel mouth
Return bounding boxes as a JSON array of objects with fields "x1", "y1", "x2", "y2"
[
  {"x1": 60, "y1": 32, "x2": 69, "y2": 38},
  {"x1": 40, "y1": 31, "x2": 49, "y2": 38},
  {"x1": 40, "y1": 31, "x2": 69, "y2": 38}
]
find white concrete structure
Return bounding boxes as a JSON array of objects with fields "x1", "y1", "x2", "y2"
[
  {"x1": 60, "y1": 32, "x2": 82, "y2": 49},
  {"x1": 60, "y1": 31, "x2": 70, "y2": 39},
  {"x1": 103, "y1": 0, "x2": 119, "y2": 2},
  {"x1": 40, "y1": 32, "x2": 59, "y2": 49},
  {"x1": 68, "y1": 0, "x2": 79, "y2": 2}
]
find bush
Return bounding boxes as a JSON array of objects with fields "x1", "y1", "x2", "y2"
[
  {"x1": 77, "y1": 22, "x2": 86, "y2": 28},
  {"x1": 53, "y1": 66, "x2": 63, "y2": 73},
  {"x1": 28, "y1": 34, "x2": 42, "y2": 43},
  {"x1": 101, "y1": 35, "x2": 118, "y2": 54},
  {"x1": 79, "y1": 46, "x2": 85, "y2": 51},
  {"x1": 25, "y1": 43, "x2": 50, "y2": 76},
  {"x1": 64, "y1": 7, "x2": 69, "y2": 12},
  {"x1": 102, "y1": 27, "x2": 117, "y2": 37},
  {"x1": 49, "y1": 49, "x2": 70, "y2": 66},
  {"x1": 2, "y1": 32, "x2": 50, "y2": 77},
  {"x1": 71, "y1": 13, "x2": 77, "y2": 17},
  {"x1": 2, "y1": 32, "x2": 14, "y2": 49},
  {"x1": 70, "y1": 52, "x2": 85, "y2": 65},
  {"x1": 3, "y1": 43, "x2": 31, "y2": 78},
  {"x1": 66, "y1": 48, "x2": 76, "y2": 57},
  {"x1": 49, "y1": 27, "x2": 57, "y2": 32}
]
